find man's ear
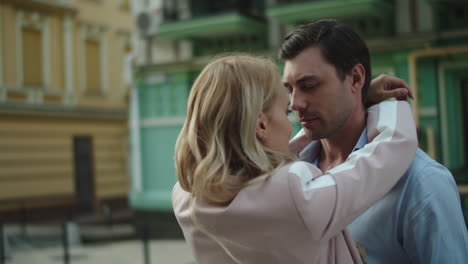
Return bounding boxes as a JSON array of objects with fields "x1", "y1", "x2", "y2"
[
  {"x1": 350, "y1": 64, "x2": 365, "y2": 94},
  {"x1": 256, "y1": 112, "x2": 268, "y2": 140}
]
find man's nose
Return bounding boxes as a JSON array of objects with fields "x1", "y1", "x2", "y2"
[{"x1": 291, "y1": 89, "x2": 307, "y2": 112}]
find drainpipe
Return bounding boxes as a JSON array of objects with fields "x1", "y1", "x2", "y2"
[
  {"x1": 128, "y1": 0, "x2": 144, "y2": 193},
  {"x1": 426, "y1": 126, "x2": 436, "y2": 159},
  {"x1": 129, "y1": 80, "x2": 142, "y2": 193},
  {"x1": 408, "y1": 44, "x2": 468, "y2": 127},
  {"x1": 409, "y1": 44, "x2": 468, "y2": 160}
]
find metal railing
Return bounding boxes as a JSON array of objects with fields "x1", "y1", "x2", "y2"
[{"x1": 161, "y1": 0, "x2": 264, "y2": 23}]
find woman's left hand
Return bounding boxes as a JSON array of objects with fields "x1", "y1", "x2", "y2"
[{"x1": 367, "y1": 74, "x2": 414, "y2": 106}]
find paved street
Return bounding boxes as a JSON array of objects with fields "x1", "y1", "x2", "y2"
[
  {"x1": 8, "y1": 239, "x2": 194, "y2": 264},
  {"x1": 3, "y1": 224, "x2": 194, "y2": 264}
]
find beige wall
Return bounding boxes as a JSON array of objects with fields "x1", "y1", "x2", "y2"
[
  {"x1": 77, "y1": 0, "x2": 132, "y2": 32},
  {"x1": 0, "y1": 1, "x2": 133, "y2": 212},
  {"x1": 0, "y1": 115, "x2": 129, "y2": 206}
]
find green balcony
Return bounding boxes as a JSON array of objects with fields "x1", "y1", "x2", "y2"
[
  {"x1": 429, "y1": 0, "x2": 468, "y2": 31},
  {"x1": 267, "y1": 0, "x2": 393, "y2": 25},
  {"x1": 158, "y1": 12, "x2": 266, "y2": 39},
  {"x1": 427, "y1": 0, "x2": 467, "y2": 3}
]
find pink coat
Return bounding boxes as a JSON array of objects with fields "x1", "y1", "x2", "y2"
[{"x1": 172, "y1": 101, "x2": 417, "y2": 264}]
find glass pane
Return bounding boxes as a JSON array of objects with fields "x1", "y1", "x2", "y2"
[
  {"x1": 22, "y1": 28, "x2": 43, "y2": 86},
  {"x1": 85, "y1": 40, "x2": 101, "y2": 93}
]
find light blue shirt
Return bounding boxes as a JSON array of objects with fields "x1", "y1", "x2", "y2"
[{"x1": 303, "y1": 129, "x2": 468, "y2": 264}]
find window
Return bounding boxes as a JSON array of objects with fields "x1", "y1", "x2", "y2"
[
  {"x1": 120, "y1": 0, "x2": 131, "y2": 11},
  {"x1": 85, "y1": 40, "x2": 101, "y2": 94},
  {"x1": 437, "y1": 3, "x2": 468, "y2": 31},
  {"x1": 17, "y1": 10, "x2": 49, "y2": 90},
  {"x1": 80, "y1": 23, "x2": 106, "y2": 95},
  {"x1": 122, "y1": 43, "x2": 132, "y2": 97},
  {"x1": 22, "y1": 27, "x2": 43, "y2": 86}
]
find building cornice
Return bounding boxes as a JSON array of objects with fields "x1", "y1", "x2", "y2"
[
  {"x1": 366, "y1": 29, "x2": 468, "y2": 52},
  {"x1": 7, "y1": 0, "x2": 78, "y2": 16},
  {"x1": 0, "y1": 102, "x2": 127, "y2": 120},
  {"x1": 134, "y1": 50, "x2": 277, "y2": 75}
]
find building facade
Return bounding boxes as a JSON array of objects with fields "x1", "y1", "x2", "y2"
[
  {"x1": 0, "y1": 0, "x2": 133, "y2": 219},
  {"x1": 131, "y1": 0, "x2": 468, "y2": 223}
]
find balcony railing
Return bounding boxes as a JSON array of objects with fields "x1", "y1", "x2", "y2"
[
  {"x1": 273, "y1": 0, "x2": 394, "y2": 4},
  {"x1": 161, "y1": 0, "x2": 264, "y2": 24},
  {"x1": 274, "y1": 0, "x2": 322, "y2": 5}
]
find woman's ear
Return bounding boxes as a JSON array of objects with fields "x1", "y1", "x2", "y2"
[{"x1": 256, "y1": 112, "x2": 268, "y2": 141}]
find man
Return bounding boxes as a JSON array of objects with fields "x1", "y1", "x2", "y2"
[{"x1": 281, "y1": 19, "x2": 468, "y2": 263}]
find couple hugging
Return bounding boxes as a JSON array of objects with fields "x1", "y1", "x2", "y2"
[{"x1": 172, "y1": 20, "x2": 468, "y2": 264}]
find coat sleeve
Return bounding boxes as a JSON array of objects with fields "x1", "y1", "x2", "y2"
[{"x1": 287, "y1": 101, "x2": 418, "y2": 241}]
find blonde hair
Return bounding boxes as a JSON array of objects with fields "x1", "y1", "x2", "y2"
[{"x1": 175, "y1": 54, "x2": 290, "y2": 204}]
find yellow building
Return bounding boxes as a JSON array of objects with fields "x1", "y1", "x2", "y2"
[{"x1": 0, "y1": 0, "x2": 133, "y2": 219}]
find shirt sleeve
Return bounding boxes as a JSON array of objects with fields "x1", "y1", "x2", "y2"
[
  {"x1": 287, "y1": 100, "x2": 418, "y2": 241},
  {"x1": 401, "y1": 163, "x2": 468, "y2": 264}
]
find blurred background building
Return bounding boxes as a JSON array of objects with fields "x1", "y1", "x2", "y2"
[
  {"x1": 131, "y1": 0, "x2": 468, "y2": 233},
  {"x1": 0, "y1": 0, "x2": 133, "y2": 223}
]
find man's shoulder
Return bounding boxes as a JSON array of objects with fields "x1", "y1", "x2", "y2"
[
  {"x1": 403, "y1": 148, "x2": 457, "y2": 195},
  {"x1": 407, "y1": 148, "x2": 452, "y2": 177}
]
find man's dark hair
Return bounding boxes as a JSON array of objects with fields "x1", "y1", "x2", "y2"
[{"x1": 279, "y1": 19, "x2": 371, "y2": 105}]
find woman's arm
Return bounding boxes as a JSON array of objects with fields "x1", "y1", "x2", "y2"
[{"x1": 287, "y1": 101, "x2": 417, "y2": 240}]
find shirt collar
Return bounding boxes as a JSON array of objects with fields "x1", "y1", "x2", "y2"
[
  {"x1": 299, "y1": 140, "x2": 321, "y2": 164},
  {"x1": 301, "y1": 128, "x2": 368, "y2": 166},
  {"x1": 353, "y1": 128, "x2": 368, "y2": 152}
]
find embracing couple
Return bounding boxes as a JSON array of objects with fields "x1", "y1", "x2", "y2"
[{"x1": 172, "y1": 20, "x2": 468, "y2": 263}]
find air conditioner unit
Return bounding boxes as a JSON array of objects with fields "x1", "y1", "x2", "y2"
[{"x1": 136, "y1": 8, "x2": 162, "y2": 37}]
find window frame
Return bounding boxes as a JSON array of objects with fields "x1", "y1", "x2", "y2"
[
  {"x1": 16, "y1": 9, "x2": 51, "y2": 101},
  {"x1": 79, "y1": 23, "x2": 108, "y2": 96}
]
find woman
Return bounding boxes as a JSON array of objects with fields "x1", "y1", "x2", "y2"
[{"x1": 173, "y1": 55, "x2": 417, "y2": 263}]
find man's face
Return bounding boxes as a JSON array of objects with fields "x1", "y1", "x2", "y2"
[{"x1": 282, "y1": 46, "x2": 356, "y2": 140}]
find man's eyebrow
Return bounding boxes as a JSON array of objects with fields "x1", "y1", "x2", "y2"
[
  {"x1": 296, "y1": 75, "x2": 319, "y2": 86},
  {"x1": 283, "y1": 75, "x2": 320, "y2": 89}
]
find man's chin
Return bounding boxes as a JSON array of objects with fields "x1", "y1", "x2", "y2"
[
  {"x1": 304, "y1": 127, "x2": 332, "y2": 141},
  {"x1": 304, "y1": 129, "x2": 320, "y2": 141}
]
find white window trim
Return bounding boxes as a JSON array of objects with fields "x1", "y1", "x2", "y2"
[
  {"x1": 16, "y1": 10, "x2": 52, "y2": 103},
  {"x1": 80, "y1": 23, "x2": 108, "y2": 96},
  {"x1": 63, "y1": 15, "x2": 74, "y2": 105},
  {"x1": 101, "y1": 30, "x2": 108, "y2": 95},
  {"x1": 438, "y1": 61, "x2": 468, "y2": 168},
  {"x1": 43, "y1": 17, "x2": 50, "y2": 93},
  {"x1": 419, "y1": 107, "x2": 438, "y2": 117},
  {"x1": 15, "y1": 11, "x2": 22, "y2": 91},
  {"x1": 0, "y1": 4, "x2": 4, "y2": 102},
  {"x1": 140, "y1": 117, "x2": 186, "y2": 127},
  {"x1": 372, "y1": 67, "x2": 396, "y2": 77},
  {"x1": 79, "y1": 26, "x2": 86, "y2": 94},
  {"x1": 130, "y1": 86, "x2": 142, "y2": 193},
  {"x1": 119, "y1": 32, "x2": 132, "y2": 98}
]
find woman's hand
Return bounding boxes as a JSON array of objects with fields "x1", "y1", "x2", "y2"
[{"x1": 367, "y1": 74, "x2": 414, "y2": 107}]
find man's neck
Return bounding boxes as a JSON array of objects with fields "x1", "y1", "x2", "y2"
[{"x1": 318, "y1": 107, "x2": 366, "y2": 171}]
